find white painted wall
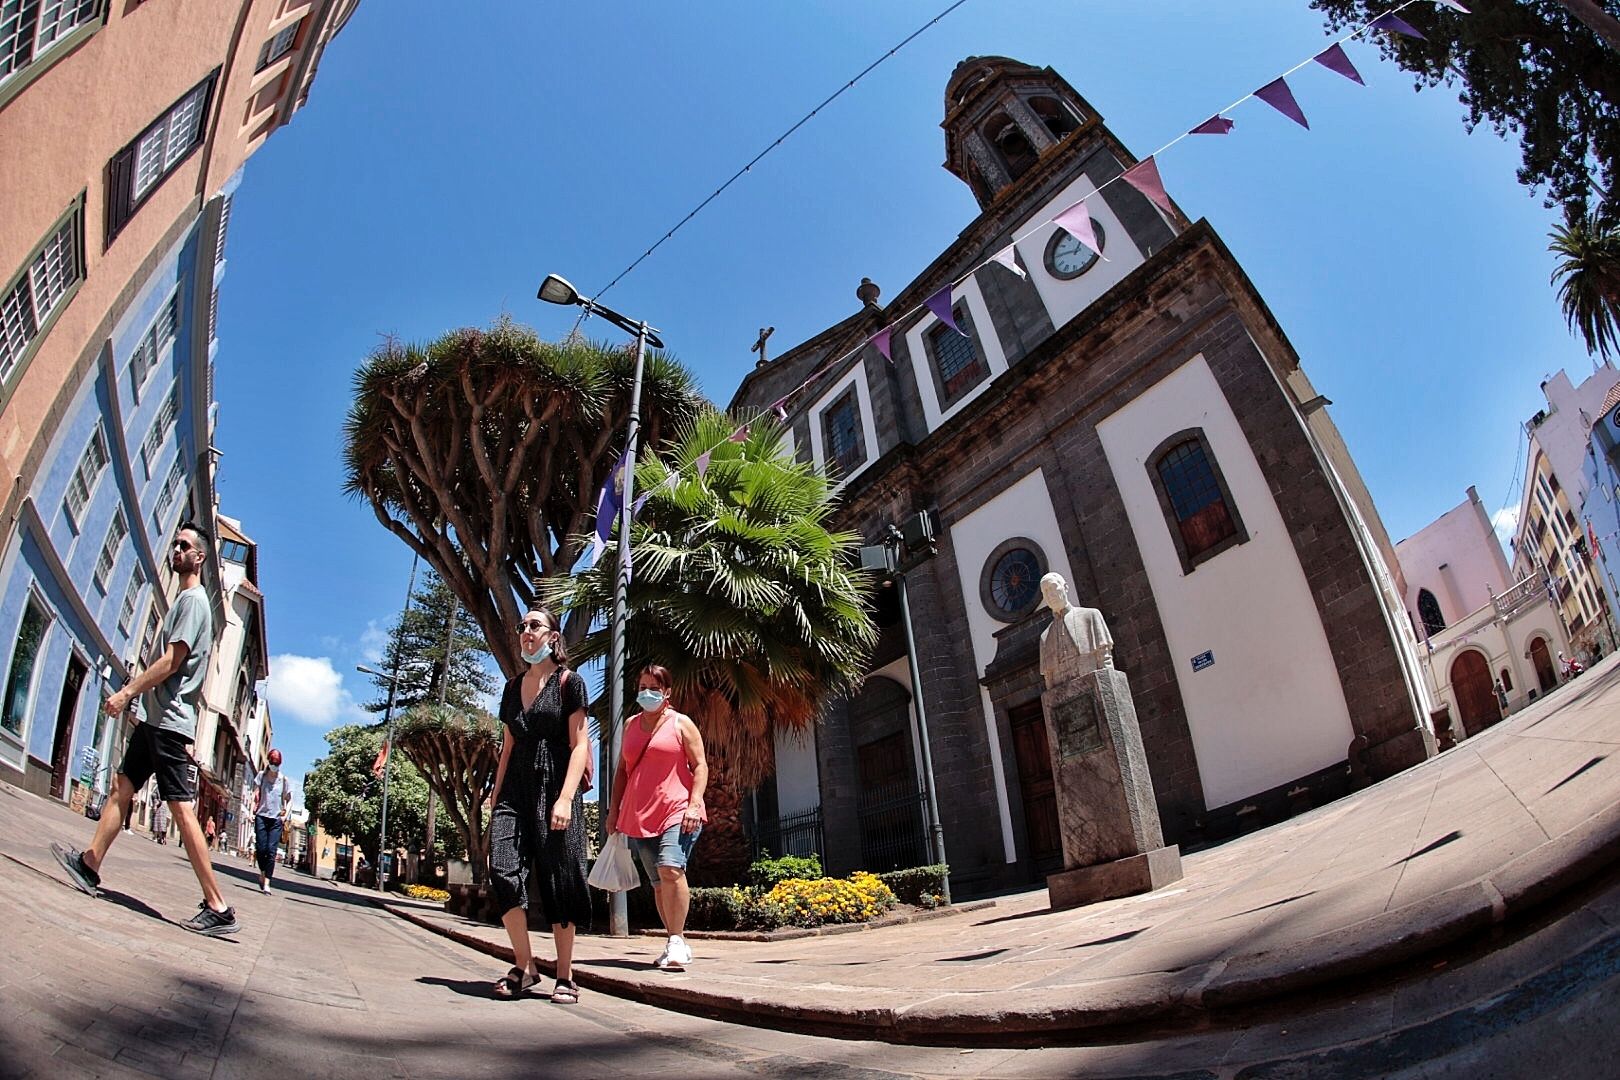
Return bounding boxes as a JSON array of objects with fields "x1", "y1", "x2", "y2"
[
  {"x1": 945, "y1": 467, "x2": 1078, "y2": 863},
  {"x1": 806, "y1": 362, "x2": 879, "y2": 495},
  {"x1": 1014, "y1": 172, "x2": 1146, "y2": 335},
  {"x1": 772, "y1": 725, "x2": 820, "y2": 817},
  {"x1": 1096, "y1": 355, "x2": 1356, "y2": 809}
]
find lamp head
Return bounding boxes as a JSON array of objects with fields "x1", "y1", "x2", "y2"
[{"x1": 537, "y1": 274, "x2": 580, "y2": 307}]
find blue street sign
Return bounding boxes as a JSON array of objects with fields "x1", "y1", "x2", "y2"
[{"x1": 1191, "y1": 650, "x2": 1215, "y2": 672}]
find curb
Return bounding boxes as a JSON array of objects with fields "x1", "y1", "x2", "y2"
[{"x1": 378, "y1": 796, "x2": 1620, "y2": 1044}]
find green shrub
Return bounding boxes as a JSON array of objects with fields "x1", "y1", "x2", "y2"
[
  {"x1": 748, "y1": 852, "x2": 823, "y2": 890},
  {"x1": 687, "y1": 886, "x2": 750, "y2": 931},
  {"x1": 877, "y1": 864, "x2": 950, "y2": 906},
  {"x1": 748, "y1": 872, "x2": 897, "y2": 929}
]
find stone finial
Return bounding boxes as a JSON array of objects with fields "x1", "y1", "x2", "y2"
[{"x1": 857, "y1": 278, "x2": 881, "y2": 308}]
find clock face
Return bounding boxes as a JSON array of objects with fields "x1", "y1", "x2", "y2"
[{"x1": 1044, "y1": 222, "x2": 1105, "y2": 279}]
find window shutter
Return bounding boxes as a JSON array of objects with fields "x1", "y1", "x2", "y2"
[{"x1": 105, "y1": 144, "x2": 136, "y2": 247}]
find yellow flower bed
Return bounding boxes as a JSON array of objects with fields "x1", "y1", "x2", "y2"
[
  {"x1": 403, "y1": 884, "x2": 450, "y2": 903},
  {"x1": 756, "y1": 872, "x2": 897, "y2": 929}
]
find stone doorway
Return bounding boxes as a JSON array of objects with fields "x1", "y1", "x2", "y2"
[
  {"x1": 1529, "y1": 636, "x2": 1558, "y2": 692},
  {"x1": 48, "y1": 655, "x2": 87, "y2": 801},
  {"x1": 1007, "y1": 701, "x2": 1062, "y2": 871},
  {"x1": 1450, "y1": 650, "x2": 1501, "y2": 734}
]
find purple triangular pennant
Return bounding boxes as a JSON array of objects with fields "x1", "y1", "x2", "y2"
[
  {"x1": 1190, "y1": 115, "x2": 1234, "y2": 136},
  {"x1": 694, "y1": 450, "x2": 712, "y2": 477},
  {"x1": 771, "y1": 398, "x2": 788, "y2": 421},
  {"x1": 728, "y1": 424, "x2": 750, "y2": 444},
  {"x1": 1120, "y1": 157, "x2": 1175, "y2": 217},
  {"x1": 1434, "y1": 0, "x2": 1469, "y2": 11},
  {"x1": 1052, "y1": 199, "x2": 1106, "y2": 260},
  {"x1": 1255, "y1": 77, "x2": 1309, "y2": 129},
  {"x1": 1370, "y1": 13, "x2": 1426, "y2": 39},
  {"x1": 1313, "y1": 42, "x2": 1364, "y2": 85},
  {"x1": 988, "y1": 245, "x2": 1025, "y2": 279},
  {"x1": 925, "y1": 284, "x2": 963, "y2": 336},
  {"x1": 632, "y1": 491, "x2": 651, "y2": 517},
  {"x1": 871, "y1": 327, "x2": 893, "y2": 363}
]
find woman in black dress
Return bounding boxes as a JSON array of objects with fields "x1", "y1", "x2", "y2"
[{"x1": 488, "y1": 607, "x2": 592, "y2": 1003}]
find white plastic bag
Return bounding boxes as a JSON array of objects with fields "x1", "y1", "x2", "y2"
[{"x1": 587, "y1": 832, "x2": 640, "y2": 892}]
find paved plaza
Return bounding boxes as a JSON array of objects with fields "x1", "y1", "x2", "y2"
[{"x1": 3, "y1": 657, "x2": 1620, "y2": 1077}]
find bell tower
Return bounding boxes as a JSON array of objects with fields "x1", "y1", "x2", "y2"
[{"x1": 942, "y1": 57, "x2": 1091, "y2": 209}]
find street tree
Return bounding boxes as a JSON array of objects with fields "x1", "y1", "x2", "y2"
[
  {"x1": 364, "y1": 569, "x2": 499, "y2": 714},
  {"x1": 391, "y1": 703, "x2": 501, "y2": 883},
  {"x1": 343, "y1": 318, "x2": 704, "y2": 678},
  {"x1": 545, "y1": 411, "x2": 877, "y2": 883},
  {"x1": 303, "y1": 724, "x2": 429, "y2": 866},
  {"x1": 1311, "y1": 1, "x2": 1620, "y2": 212},
  {"x1": 1549, "y1": 203, "x2": 1620, "y2": 363}
]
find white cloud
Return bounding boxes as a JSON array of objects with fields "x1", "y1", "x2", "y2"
[
  {"x1": 265, "y1": 654, "x2": 366, "y2": 727},
  {"x1": 1492, "y1": 506, "x2": 1521, "y2": 544},
  {"x1": 358, "y1": 620, "x2": 388, "y2": 665}
]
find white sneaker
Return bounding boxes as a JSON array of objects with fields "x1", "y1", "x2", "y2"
[
  {"x1": 664, "y1": 936, "x2": 692, "y2": 970},
  {"x1": 261, "y1": 882, "x2": 271, "y2": 895},
  {"x1": 653, "y1": 942, "x2": 672, "y2": 970}
]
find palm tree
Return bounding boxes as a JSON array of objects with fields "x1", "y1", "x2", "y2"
[
  {"x1": 1549, "y1": 205, "x2": 1620, "y2": 367},
  {"x1": 343, "y1": 317, "x2": 704, "y2": 677},
  {"x1": 544, "y1": 411, "x2": 877, "y2": 884}
]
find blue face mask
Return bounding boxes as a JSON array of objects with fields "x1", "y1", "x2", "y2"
[
  {"x1": 521, "y1": 643, "x2": 552, "y2": 665},
  {"x1": 636, "y1": 688, "x2": 665, "y2": 712}
]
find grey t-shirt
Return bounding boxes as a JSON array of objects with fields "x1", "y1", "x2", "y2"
[{"x1": 150, "y1": 585, "x2": 212, "y2": 739}]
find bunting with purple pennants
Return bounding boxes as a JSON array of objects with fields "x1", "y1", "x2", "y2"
[
  {"x1": 1313, "y1": 43, "x2": 1364, "y2": 85},
  {"x1": 1255, "y1": 77, "x2": 1309, "y2": 129},
  {"x1": 582, "y1": 0, "x2": 1470, "y2": 572},
  {"x1": 925, "y1": 284, "x2": 963, "y2": 336}
]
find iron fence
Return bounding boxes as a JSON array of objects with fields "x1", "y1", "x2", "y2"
[
  {"x1": 752, "y1": 806, "x2": 824, "y2": 861},
  {"x1": 856, "y1": 782, "x2": 929, "y2": 872}
]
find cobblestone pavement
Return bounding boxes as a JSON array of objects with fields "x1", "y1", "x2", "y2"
[{"x1": 1, "y1": 659, "x2": 1619, "y2": 1078}]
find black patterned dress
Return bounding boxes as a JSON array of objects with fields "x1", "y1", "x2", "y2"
[{"x1": 488, "y1": 668, "x2": 592, "y2": 929}]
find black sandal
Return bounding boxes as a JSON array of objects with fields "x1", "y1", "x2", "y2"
[
  {"x1": 550, "y1": 979, "x2": 580, "y2": 1005},
  {"x1": 493, "y1": 964, "x2": 539, "y2": 999}
]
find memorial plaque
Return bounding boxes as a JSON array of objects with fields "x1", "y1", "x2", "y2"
[{"x1": 1048, "y1": 687, "x2": 1105, "y2": 759}]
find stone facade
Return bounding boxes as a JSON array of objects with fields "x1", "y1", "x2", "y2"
[{"x1": 731, "y1": 58, "x2": 1431, "y2": 895}]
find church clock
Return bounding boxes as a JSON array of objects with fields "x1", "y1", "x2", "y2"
[{"x1": 1044, "y1": 222, "x2": 1105, "y2": 279}]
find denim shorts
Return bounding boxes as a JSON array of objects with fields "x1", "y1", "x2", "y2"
[{"x1": 628, "y1": 822, "x2": 702, "y2": 880}]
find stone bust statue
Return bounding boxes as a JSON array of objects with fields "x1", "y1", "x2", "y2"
[{"x1": 1039, "y1": 572, "x2": 1115, "y2": 687}]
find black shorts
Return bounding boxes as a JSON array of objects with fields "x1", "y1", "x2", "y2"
[{"x1": 118, "y1": 724, "x2": 197, "y2": 803}]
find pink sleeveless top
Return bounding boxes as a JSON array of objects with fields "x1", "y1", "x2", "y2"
[{"x1": 618, "y1": 712, "x2": 705, "y2": 838}]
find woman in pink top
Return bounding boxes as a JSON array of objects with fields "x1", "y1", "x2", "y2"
[{"x1": 606, "y1": 665, "x2": 708, "y2": 971}]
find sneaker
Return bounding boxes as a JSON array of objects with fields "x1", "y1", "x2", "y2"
[
  {"x1": 260, "y1": 882, "x2": 271, "y2": 895},
  {"x1": 50, "y1": 842, "x2": 100, "y2": 897},
  {"x1": 181, "y1": 902, "x2": 239, "y2": 937},
  {"x1": 652, "y1": 941, "x2": 673, "y2": 970},
  {"x1": 664, "y1": 936, "x2": 692, "y2": 971}
]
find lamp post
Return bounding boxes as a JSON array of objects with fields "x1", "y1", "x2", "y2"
[
  {"x1": 358, "y1": 663, "x2": 400, "y2": 891},
  {"x1": 539, "y1": 273, "x2": 662, "y2": 938}
]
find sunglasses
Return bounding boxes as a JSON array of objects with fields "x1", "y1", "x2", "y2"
[
  {"x1": 171, "y1": 539, "x2": 196, "y2": 552},
  {"x1": 519, "y1": 620, "x2": 552, "y2": 633}
]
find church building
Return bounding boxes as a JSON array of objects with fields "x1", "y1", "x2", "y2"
[{"x1": 730, "y1": 57, "x2": 1435, "y2": 895}]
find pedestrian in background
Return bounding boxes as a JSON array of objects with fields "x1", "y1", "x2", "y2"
[
  {"x1": 487, "y1": 608, "x2": 592, "y2": 1003},
  {"x1": 606, "y1": 665, "x2": 708, "y2": 973},
  {"x1": 51, "y1": 523, "x2": 237, "y2": 936},
  {"x1": 253, "y1": 749, "x2": 291, "y2": 894}
]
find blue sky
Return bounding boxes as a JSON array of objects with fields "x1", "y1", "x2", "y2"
[{"x1": 215, "y1": 1, "x2": 1588, "y2": 804}]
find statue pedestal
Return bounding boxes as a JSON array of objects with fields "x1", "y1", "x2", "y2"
[{"x1": 1041, "y1": 667, "x2": 1182, "y2": 910}]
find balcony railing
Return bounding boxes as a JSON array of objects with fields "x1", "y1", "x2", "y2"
[{"x1": 1493, "y1": 572, "x2": 1550, "y2": 620}]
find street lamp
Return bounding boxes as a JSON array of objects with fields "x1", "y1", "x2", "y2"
[
  {"x1": 539, "y1": 272, "x2": 661, "y2": 938},
  {"x1": 358, "y1": 662, "x2": 400, "y2": 891}
]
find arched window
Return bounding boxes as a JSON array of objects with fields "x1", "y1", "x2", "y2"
[
  {"x1": 1028, "y1": 96, "x2": 1079, "y2": 140},
  {"x1": 1499, "y1": 668, "x2": 1512, "y2": 693},
  {"x1": 1149, "y1": 432, "x2": 1246, "y2": 571},
  {"x1": 1417, "y1": 589, "x2": 1446, "y2": 637},
  {"x1": 984, "y1": 113, "x2": 1037, "y2": 179}
]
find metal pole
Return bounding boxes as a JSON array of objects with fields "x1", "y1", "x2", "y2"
[
  {"x1": 606, "y1": 320, "x2": 649, "y2": 938},
  {"x1": 376, "y1": 554, "x2": 418, "y2": 891},
  {"x1": 893, "y1": 563, "x2": 950, "y2": 904}
]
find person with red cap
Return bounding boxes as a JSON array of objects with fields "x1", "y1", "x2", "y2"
[{"x1": 253, "y1": 748, "x2": 291, "y2": 894}]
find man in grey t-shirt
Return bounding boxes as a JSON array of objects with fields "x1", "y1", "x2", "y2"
[{"x1": 52, "y1": 522, "x2": 239, "y2": 937}]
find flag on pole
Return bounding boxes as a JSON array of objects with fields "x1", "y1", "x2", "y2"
[
  {"x1": 871, "y1": 327, "x2": 894, "y2": 362},
  {"x1": 1313, "y1": 43, "x2": 1364, "y2": 85},
  {"x1": 925, "y1": 284, "x2": 963, "y2": 336},
  {"x1": 1370, "y1": 13, "x2": 1426, "y2": 40},
  {"x1": 1121, "y1": 157, "x2": 1175, "y2": 216},
  {"x1": 1590, "y1": 519, "x2": 1604, "y2": 560},
  {"x1": 988, "y1": 245, "x2": 1025, "y2": 279},
  {"x1": 1190, "y1": 115, "x2": 1234, "y2": 135},
  {"x1": 371, "y1": 739, "x2": 390, "y2": 778},
  {"x1": 1053, "y1": 199, "x2": 1106, "y2": 260},
  {"x1": 587, "y1": 445, "x2": 632, "y2": 567},
  {"x1": 1255, "y1": 77, "x2": 1309, "y2": 129}
]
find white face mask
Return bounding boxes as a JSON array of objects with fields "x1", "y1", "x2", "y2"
[{"x1": 521, "y1": 643, "x2": 552, "y2": 666}]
